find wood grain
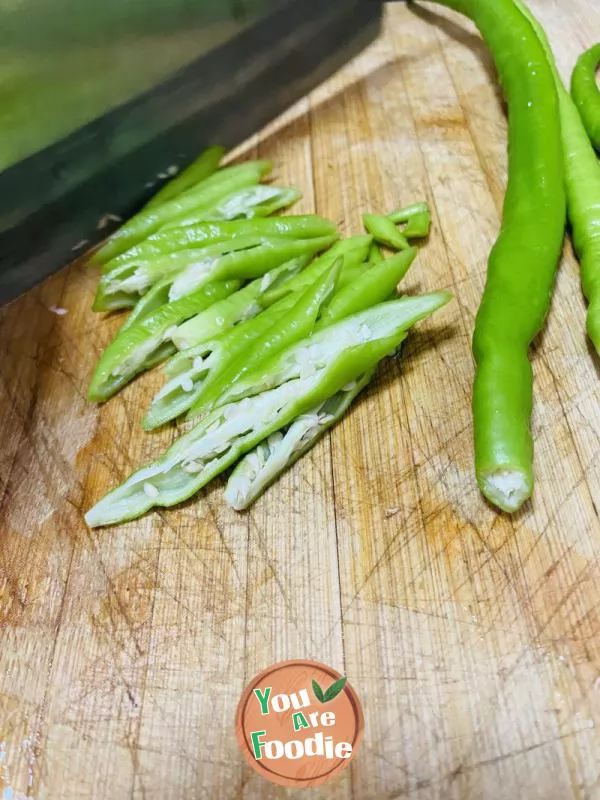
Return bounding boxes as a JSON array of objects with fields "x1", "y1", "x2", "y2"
[{"x1": 2, "y1": 2, "x2": 600, "y2": 798}]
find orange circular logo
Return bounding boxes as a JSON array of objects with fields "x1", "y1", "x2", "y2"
[{"x1": 235, "y1": 659, "x2": 364, "y2": 788}]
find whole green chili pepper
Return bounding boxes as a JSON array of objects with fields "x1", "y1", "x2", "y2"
[
  {"x1": 168, "y1": 234, "x2": 336, "y2": 302},
  {"x1": 258, "y1": 235, "x2": 372, "y2": 307},
  {"x1": 85, "y1": 291, "x2": 450, "y2": 527},
  {"x1": 92, "y1": 160, "x2": 272, "y2": 264},
  {"x1": 161, "y1": 185, "x2": 301, "y2": 230},
  {"x1": 363, "y1": 213, "x2": 410, "y2": 250},
  {"x1": 101, "y1": 215, "x2": 336, "y2": 275},
  {"x1": 515, "y1": 3, "x2": 600, "y2": 354},
  {"x1": 144, "y1": 292, "x2": 300, "y2": 429},
  {"x1": 316, "y1": 247, "x2": 417, "y2": 329},
  {"x1": 186, "y1": 260, "x2": 341, "y2": 420},
  {"x1": 432, "y1": 0, "x2": 566, "y2": 512},
  {"x1": 170, "y1": 257, "x2": 309, "y2": 351},
  {"x1": 224, "y1": 370, "x2": 374, "y2": 510},
  {"x1": 571, "y1": 43, "x2": 600, "y2": 152},
  {"x1": 144, "y1": 146, "x2": 225, "y2": 209},
  {"x1": 88, "y1": 279, "x2": 240, "y2": 402}
]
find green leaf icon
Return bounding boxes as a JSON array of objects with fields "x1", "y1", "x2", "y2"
[
  {"x1": 323, "y1": 676, "x2": 347, "y2": 702},
  {"x1": 312, "y1": 676, "x2": 347, "y2": 703},
  {"x1": 312, "y1": 679, "x2": 325, "y2": 703}
]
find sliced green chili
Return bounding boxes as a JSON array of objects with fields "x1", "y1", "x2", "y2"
[
  {"x1": 85, "y1": 291, "x2": 450, "y2": 527},
  {"x1": 363, "y1": 213, "x2": 410, "y2": 250},
  {"x1": 88, "y1": 279, "x2": 240, "y2": 402},
  {"x1": 92, "y1": 160, "x2": 272, "y2": 264},
  {"x1": 144, "y1": 145, "x2": 225, "y2": 209}
]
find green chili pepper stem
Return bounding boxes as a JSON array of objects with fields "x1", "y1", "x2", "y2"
[
  {"x1": 186, "y1": 259, "x2": 341, "y2": 420},
  {"x1": 316, "y1": 247, "x2": 417, "y2": 330},
  {"x1": 514, "y1": 4, "x2": 600, "y2": 355},
  {"x1": 224, "y1": 369, "x2": 375, "y2": 510},
  {"x1": 434, "y1": 0, "x2": 566, "y2": 512},
  {"x1": 101, "y1": 215, "x2": 336, "y2": 275},
  {"x1": 85, "y1": 292, "x2": 448, "y2": 527},
  {"x1": 88, "y1": 280, "x2": 240, "y2": 402},
  {"x1": 571, "y1": 43, "x2": 600, "y2": 152},
  {"x1": 144, "y1": 146, "x2": 225, "y2": 209},
  {"x1": 363, "y1": 213, "x2": 411, "y2": 251},
  {"x1": 387, "y1": 202, "x2": 429, "y2": 224},
  {"x1": 92, "y1": 160, "x2": 272, "y2": 264}
]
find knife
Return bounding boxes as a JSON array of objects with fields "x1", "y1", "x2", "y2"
[{"x1": 0, "y1": 0, "x2": 383, "y2": 305}]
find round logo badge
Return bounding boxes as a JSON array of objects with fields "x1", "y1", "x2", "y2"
[{"x1": 235, "y1": 659, "x2": 364, "y2": 788}]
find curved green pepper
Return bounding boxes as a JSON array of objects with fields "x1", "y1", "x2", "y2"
[
  {"x1": 514, "y1": 4, "x2": 600, "y2": 355},
  {"x1": 571, "y1": 43, "x2": 600, "y2": 152},
  {"x1": 435, "y1": 0, "x2": 566, "y2": 512}
]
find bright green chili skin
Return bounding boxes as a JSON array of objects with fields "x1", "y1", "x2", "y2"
[
  {"x1": 92, "y1": 160, "x2": 272, "y2": 264},
  {"x1": 85, "y1": 292, "x2": 450, "y2": 527},
  {"x1": 94, "y1": 234, "x2": 270, "y2": 309},
  {"x1": 216, "y1": 293, "x2": 451, "y2": 409},
  {"x1": 144, "y1": 145, "x2": 225, "y2": 209},
  {"x1": 433, "y1": 0, "x2": 566, "y2": 513},
  {"x1": 94, "y1": 234, "x2": 336, "y2": 311},
  {"x1": 170, "y1": 257, "x2": 308, "y2": 350},
  {"x1": 142, "y1": 293, "x2": 300, "y2": 429},
  {"x1": 258, "y1": 235, "x2": 372, "y2": 307},
  {"x1": 160, "y1": 185, "x2": 301, "y2": 230},
  {"x1": 363, "y1": 213, "x2": 410, "y2": 250},
  {"x1": 387, "y1": 202, "x2": 429, "y2": 225},
  {"x1": 571, "y1": 43, "x2": 600, "y2": 152},
  {"x1": 88, "y1": 279, "x2": 240, "y2": 402},
  {"x1": 187, "y1": 260, "x2": 341, "y2": 419},
  {"x1": 316, "y1": 247, "x2": 417, "y2": 329},
  {"x1": 224, "y1": 369, "x2": 375, "y2": 510},
  {"x1": 514, "y1": 4, "x2": 600, "y2": 355},
  {"x1": 101, "y1": 215, "x2": 336, "y2": 275},
  {"x1": 168, "y1": 234, "x2": 337, "y2": 302},
  {"x1": 388, "y1": 203, "x2": 431, "y2": 238}
]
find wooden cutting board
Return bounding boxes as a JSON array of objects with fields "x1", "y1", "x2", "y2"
[{"x1": 2, "y1": 2, "x2": 600, "y2": 797}]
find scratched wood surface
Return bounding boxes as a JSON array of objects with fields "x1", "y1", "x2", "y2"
[{"x1": 2, "y1": 2, "x2": 600, "y2": 798}]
